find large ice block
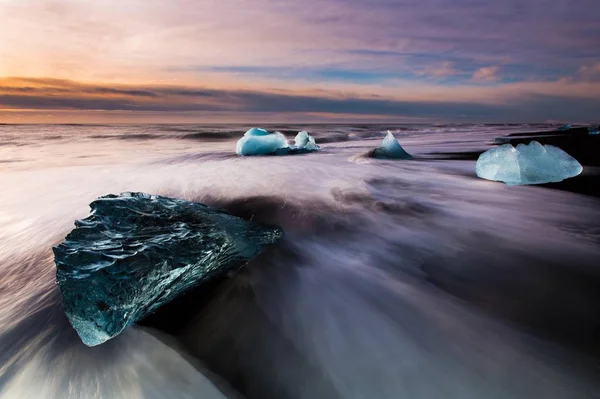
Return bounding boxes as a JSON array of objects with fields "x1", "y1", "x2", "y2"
[
  {"x1": 475, "y1": 141, "x2": 583, "y2": 185},
  {"x1": 54, "y1": 192, "x2": 283, "y2": 346}
]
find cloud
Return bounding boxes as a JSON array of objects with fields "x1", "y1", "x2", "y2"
[
  {"x1": 0, "y1": 78, "x2": 496, "y2": 116},
  {"x1": 472, "y1": 66, "x2": 501, "y2": 82},
  {"x1": 1, "y1": 77, "x2": 600, "y2": 123},
  {"x1": 576, "y1": 62, "x2": 600, "y2": 82},
  {"x1": 1, "y1": 0, "x2": 598, "y2": 123},
  {"x1": 416, "y1": 62, "x2": 462, "y2": 79},
  {"x1": 555, "y1": 61, "x2": 600, "y2": 83},
  {"x1": 1, "y1": 0, "x2": 599, "y2": 85}
]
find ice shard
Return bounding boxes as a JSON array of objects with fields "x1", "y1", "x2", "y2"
[
  {"x1": 54, "y1": 192, "x2": 283, "y2": 346},
  {"x1": 371, "y1": 131, "x2": 413, "y2": 160},
  {"x1": 294, "y1": 131, "x2": 321, "y2": 151},
  {"x1": 475, "y1": 141, "x2": 583, "y2": 185}
]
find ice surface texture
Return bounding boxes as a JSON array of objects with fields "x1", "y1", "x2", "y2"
[
  {"x1": 245, "y1": 127, "x2": 271, "y2": 136},
  {"x1": 54, "y1": 192, "x2": 283, "y2": 346},
  {"x1": 475, "y1": 141, "x2": 583, "y2": 185},
  {"x1": 236, "y1": 128, "x2": 320, "y2": 156},
  {"x1": 371, "y1": 131, "x2": 413, "y2": 160}
]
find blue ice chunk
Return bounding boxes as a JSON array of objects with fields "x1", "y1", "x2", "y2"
[
  {"x1": 558, "y1": 124, "x2": 571, "y2": 131},
  {"x1": 236, "y1": 128, "x2": 321, "y2": 156},
  {"x1": 236, "y1": 128, "x2": 289, "y2": 155},
  {"x1": 371, "y1": 131, "x2": 413, "y2": 160},
  {"x1": 54, "y1": 192, "x2": 283, "y2": 346},
  {"x1": 475, "y1": 141, "x2": 583, "y2": 185},
  {"x1": 588, "y1": 125, "x2": 599, "y2": 135},
  {"x1": 294, "y1": 131, "x2": 320, "y2": 151}
]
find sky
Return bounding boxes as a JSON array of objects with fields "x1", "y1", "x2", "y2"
[{"x1": 0, "y1": 0, "x2": 599, "y2": 123}]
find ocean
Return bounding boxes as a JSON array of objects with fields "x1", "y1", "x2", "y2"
[{"x1": 1, "y1": 123, "x2": 599, "y2": 398}]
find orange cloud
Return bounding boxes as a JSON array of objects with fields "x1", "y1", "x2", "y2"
[{"x1": 1, "y1": 76, "x2": 600, "y2": 123}]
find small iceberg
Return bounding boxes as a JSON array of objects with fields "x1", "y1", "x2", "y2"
[
  {"x1": 295, "y1": 131, "x2": 320, "y2": 151},
  {"x1": 588, "y1": 125, "x2": 599, "y2": 135},
  {"x1": 236, "y1": 128, "x2": 289, "y2": 156},
  {"x1": 236, "y1": 128, "x2": 320, "y2": 156},
  {"x1": 558, "y1": 124, "x2": 572, "y2": 131},
  {"x1": 370, "y1": 131, "x2": 413, "y2": 160},
  {"x1": 54, "y1": 192, "x2": 283, "y2": 346},
  {"x1": 475, "y1": 141, "x2": 583, "y2": 185}
]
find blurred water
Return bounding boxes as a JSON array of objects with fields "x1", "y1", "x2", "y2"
[{"x1": 1, "y1": 124, "x2": 599, "y2": 398}]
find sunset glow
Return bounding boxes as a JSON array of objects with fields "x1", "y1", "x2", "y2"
[{"x1": 1, "y1": 0, "x2": 599, "y2": 122}]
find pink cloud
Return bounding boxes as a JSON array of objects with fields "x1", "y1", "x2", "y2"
[
  {"x1": 417, "y1": 62, "x2": 460, "y2": 78},
  {"x1": 577, "y1": 62, "x2": 600, "y2": 81},
  {"x1": 472, "y1": 66, "x2": 501, "y2": 82},
  {"x1": 1, "y1": 0, "x2": 599, "y2": 84}
]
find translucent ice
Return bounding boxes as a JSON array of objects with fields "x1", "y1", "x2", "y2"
[
  {"x1": 294, "y1": 131, "x2": 320, "y2": 151},
  {"x1": 588, "y1": 125, "x2": 599, "y2": 135},
  {"x1": 236, "y1": 128, "x2": 320, "y2": 155},
  {"x1": 54, "y1": 192, "x2": 283, "y2": 346},
  {"x1": 236, "y1": 128, "x2": 289, "y2": 156},
  {"x1": 371, "y1": 131, "x2": 413, "y2": 160},
  {"x1": 475, "y1": 141, "x2": 583, "y2": 185}
]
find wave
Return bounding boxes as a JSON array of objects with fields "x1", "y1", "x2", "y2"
[
  {"x1": 2, "y1": 125, "x2": 600, "y2": 398},
  {"x1": 0, "y1": 124, "x2": 558, "y2": 148},
  {"x1": 2, "y1": 185, "x2": 600, "y2": 398},
  {"x1": 162, "y1": 191, "x2": 600, "y2": 398}
]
